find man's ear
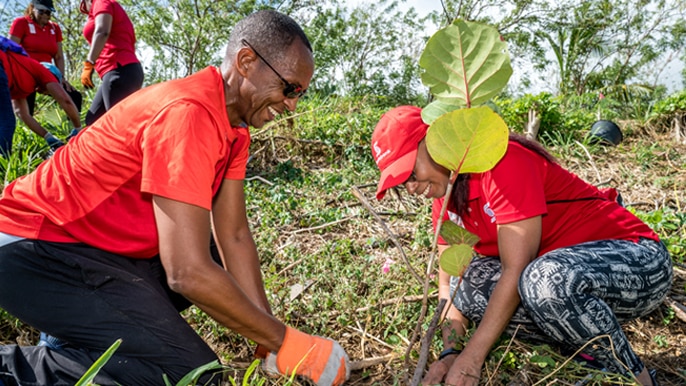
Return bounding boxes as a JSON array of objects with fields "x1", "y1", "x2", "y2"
[{"x1": 235, "y1": 47, "x2": 257, "y2": 77}]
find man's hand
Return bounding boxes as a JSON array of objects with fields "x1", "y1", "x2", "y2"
[
  {"x1": 274, "y1": 326, "x2": 350, "y2": 386},
  {"x1": 81, "y1": 61, "x2": 95, "y2": 89}
]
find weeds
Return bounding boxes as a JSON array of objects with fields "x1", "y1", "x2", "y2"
[{"x1": 0, "y1": 95, "x2": 684, "y2": 385}]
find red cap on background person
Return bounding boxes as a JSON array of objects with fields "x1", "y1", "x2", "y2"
[
  {"x1": 371, "y1": 105, "x2": 429, "y2": 200},
  {"x1": 32, "y1": 0, "x2": 56, "y2": 13}
]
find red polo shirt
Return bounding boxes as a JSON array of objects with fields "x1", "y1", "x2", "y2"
[
  {"x1": 83, "y1": 0, "x2": 139, "y2": 77},
  {"x1": 0, "y1": 50, "x2": 57, "y2": 99},
  {"x1": 432, "y1": 141, "x2": 658, "y2": 257},
  {"x1": 9, "y1": 16, "x2": 63, "y2": 63},
  {"x1": 0, "y1": 67, "x2": 249, "y2": 258}
]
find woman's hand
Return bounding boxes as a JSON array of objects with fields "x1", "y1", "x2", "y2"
[
  {"x1": 444, "y1": 353, "x2": 482, "y2": 386},
  {"x1": 422, "y1": 352, "x2": 482, "y2": 386},
  {"x1": 421, "y1": 355, "x2": 455, "y2": 385}
]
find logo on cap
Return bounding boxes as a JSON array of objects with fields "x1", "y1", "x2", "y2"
[{"x1": 373, "y1": 141, "x2": 391, "y2": 165}]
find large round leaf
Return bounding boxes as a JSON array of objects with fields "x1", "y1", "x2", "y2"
[
  {"x1": 440, "y1": 220, "x2": 479, "y2": 247},
  {"x1": 439, "y1": 244, "x2": 473, "y2": 277},
  {"x1": 426, "y1": 106, "x2": 509, "y2": 173},
  {"x1": 421, "y1": 100, "x2": 462, "y2": 125},
  {"x1": 420, "y1": 20, "x2": 512, "y2": 108}
]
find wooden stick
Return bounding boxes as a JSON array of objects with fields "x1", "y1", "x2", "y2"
[
  {"x1": 665, "y1": 297, "x2": 686, "y2": 324},
  {"x1": 349, "y1": 355, "x2": 396, "y2": 370},
  {"x1": 411, "y1": 298, "x2": 447, "y2": 386},
  {"x1": 351, "y1": 186, "x2": 423, "y2": 284},
  {"x1": 288, "y1": 216, "x2": 353, "y2": 235}
]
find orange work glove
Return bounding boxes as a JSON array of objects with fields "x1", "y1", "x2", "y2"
[
  {"x1": 80, "y1": 61, "x2": 95, "y2": 89},
  {"x1": 274, "y1": 326, "x2": 350, "y2": 386}
]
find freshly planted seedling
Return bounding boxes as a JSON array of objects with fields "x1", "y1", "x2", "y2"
[{"x1": 418, "y1": 19, "x2": 511, "y2": 276}]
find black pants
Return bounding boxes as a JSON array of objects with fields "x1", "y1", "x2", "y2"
[
  {"x1": 85, "y1": 62, "x2": 144, "y2": 126},
  {"x1": 0, "y1": 240, "x2": 222, "y2": 386},
  {"x1": 450, "y1": 238, "x2": 672, "y2": 376}
]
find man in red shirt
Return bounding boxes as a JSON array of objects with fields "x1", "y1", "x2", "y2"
[
  {"x1": 0, "y1": 46, "x2": 81, "y2": 154},
  {"x1": 0, "y1": 10, "x2": 348, "y2": 386}
]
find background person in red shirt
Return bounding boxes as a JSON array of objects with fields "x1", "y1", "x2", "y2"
[
  {"x1": 372, "y1": 106, "x2": 671, "y2": 386},
  {"x1": 9, "y1": 0, "x2": 83, "y2": 116},
  {"x1": 0, "y1": 10, "x2": 348, "y2": 386},
  {"x1": 0, "y1": 45, "x2": 81, "y2": 155},
  {"x1": 79, "y1": 0, "x2": 143, "y2": 125}
]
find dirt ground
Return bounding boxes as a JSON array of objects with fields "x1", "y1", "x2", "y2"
[{"x1": 240, "y1": 127, "x2": 686, "y2": 385}]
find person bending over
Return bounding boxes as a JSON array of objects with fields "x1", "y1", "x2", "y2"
[
  {"x1": 0, "y1": 43, "x2": 81, "y2": 155},
  {"x1": 9, "y1": 0, "x2": 83, "y2": 115},
  {"x1": 371, "y1": 106, "x2": 670, "y2": 386},
  {"x1": 0, "y1": 10, "x2": 348, "y2": 386}
]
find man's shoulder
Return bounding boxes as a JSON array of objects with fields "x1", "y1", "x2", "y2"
[{"x1": 149, "y1": 67, "x2": 224, "y2": 108}]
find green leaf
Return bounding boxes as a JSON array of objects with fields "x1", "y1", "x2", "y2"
[
  {"x1": 529, "y1": 354, "x2": 556, "y2": 368},
  {"x1": 421, "y1": 100, "x2": 463, "y2": 125},
  {"x1": 425, "y1": 106, "x2": 509, "y2": 173},
  {"x1": 440, "y1": 221, "x2": 480, "y2": 247},
  {"x1": 439, "y1": 244, "x2": 474, "y2": 277},
  {"x1": 75, "y1": 339, "x2": 122, "y2": 386},
  {"x1": 419, "y1": 20, "x2": 512, "y2": 108},
  {"x1": 174, "y1": 360, "x2": 223, "y2": 386}
]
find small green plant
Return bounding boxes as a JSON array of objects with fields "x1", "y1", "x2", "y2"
[
  {"x1": 653, "y1": 335, "x2": 668, "y2": 349},
  {"x1": 164, "y1": 360, "x2": 224, "y2": 386},
  {"x1": 74, "y1": 339, "x2": 122, "y2": 386}
]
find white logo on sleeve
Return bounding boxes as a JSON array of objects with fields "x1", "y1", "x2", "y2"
[{"x1": 483, "y1": 203, "x2": 496, "y2": 223}]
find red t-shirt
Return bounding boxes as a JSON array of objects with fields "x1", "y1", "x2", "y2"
[
  {"x1": 0, "y1": 50, "x2": 58, "y2": 99},
  {"x1": 0, "y1": 67, "x2": 249, "y2": 258},
  {"x1": 9, "y1": 16, "x2": 63, "y2": 63},
  {"x1": 83, "y1": 0, "x2": 139, "y2": 77},
  {"x1": 432, "y1": 141, "x2": 658, "y2": 257}
]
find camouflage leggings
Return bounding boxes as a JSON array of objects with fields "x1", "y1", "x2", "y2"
[{"x1": 450, "y1": 238, "x2": 672, "y2": 375}]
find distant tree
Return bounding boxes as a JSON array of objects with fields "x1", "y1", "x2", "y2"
[
  {"x1": 300, "y1": 0, "x2": 430, "y2": 105},
  {"x1": 437, "y1": 0, "x2": 686, "y2": 97},
  {"x1": 120, "y1": 0, "x2": 282, "y2": 84}
]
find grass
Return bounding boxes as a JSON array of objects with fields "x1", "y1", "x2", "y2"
[{"x1": 0, "y1": 94, "x2": 685, "y2": 385}]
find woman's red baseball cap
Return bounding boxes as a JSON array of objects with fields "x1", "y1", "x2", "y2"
[{"x1": 371, "y1": 106, "x2": 429, "y2": 200}]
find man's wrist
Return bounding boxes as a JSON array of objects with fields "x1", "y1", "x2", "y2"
[{"x1": 254, "y1": 344, "x2": 269, "y2": 359}]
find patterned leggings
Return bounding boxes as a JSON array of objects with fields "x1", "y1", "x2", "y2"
[{"x1": 450, "y1": 238, "x2": 672, "y2": 376}]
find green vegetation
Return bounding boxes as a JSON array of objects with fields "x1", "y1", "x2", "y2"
[
  {"x1": 1, "y1": 89, "x2": 684, "y2": 385},
  {"x1": 0, "y1": 0, "x2": 684, "y2": 384}
]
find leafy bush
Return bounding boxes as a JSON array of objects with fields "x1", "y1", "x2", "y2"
[
  {"x1": 635, "y1": 208, "x2": 686, "y2": 264},
  {"x1": 646, "y1": 89, "x2": 686, "y2": 132}
]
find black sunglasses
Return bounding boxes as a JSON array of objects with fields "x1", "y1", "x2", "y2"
[
  {"x1": 241, "y1": 39, "x2": 306, "y2": 99},
  {"x1": 36, "y1": 9, "x2": 52, "y2": 16}
]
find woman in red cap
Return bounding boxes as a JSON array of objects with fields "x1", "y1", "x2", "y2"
[
  {"x1": 78, "y1": 0, "x2": 143, "y2": 125},
  {"x1": 371, "y1": 105, "x2": 670, "y2": 386}
]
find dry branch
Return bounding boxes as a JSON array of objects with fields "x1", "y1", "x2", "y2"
[
  {"x1": 288, "y1": 216, "x2": 353, "y2": 235},
  {"x1": 349, "y1": 355, "x2": 396, "y2": 370},
  {"x1": 351, "y1": 186, "x2": 423, "y2": 285},
  {"x1": 665, "y1": 297, "x2": 686, "y2": 324},
  {"x1": 411, "y1": 298, "x2": 447, "y2": 386}
]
